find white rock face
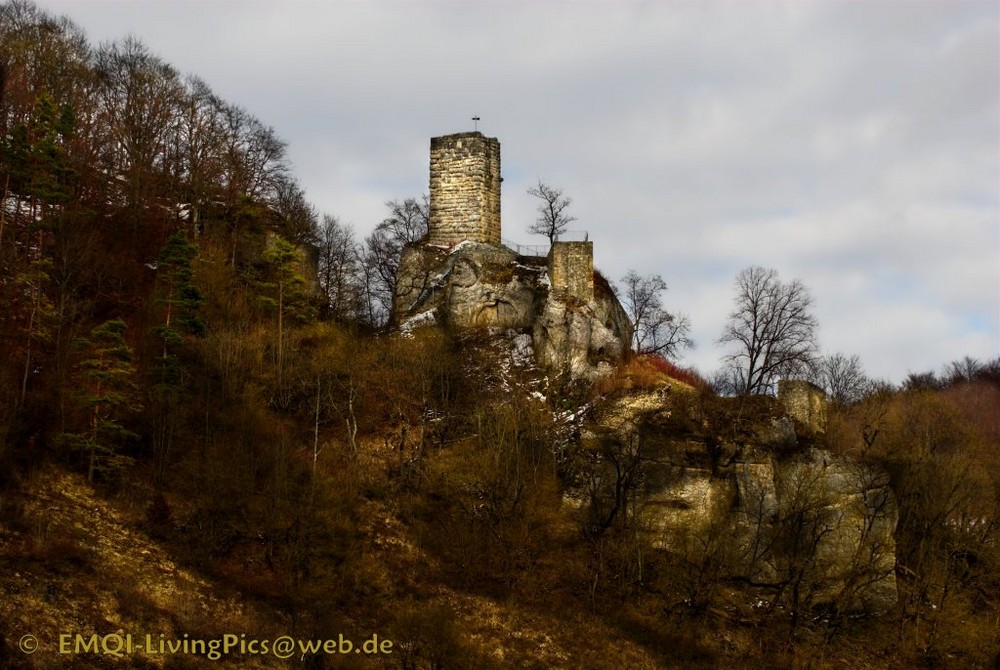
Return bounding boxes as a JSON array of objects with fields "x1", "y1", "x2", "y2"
[
  {"x1": 533, "y1": 294, "x2": 630, "y2": 380},
  {"x1": 393, "y1": 241, "x2": 632, "y2": 378},
  {"x1": 394, "y1": 242, "x2": 535, "y2": 329}
]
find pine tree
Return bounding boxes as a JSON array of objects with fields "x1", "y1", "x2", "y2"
[
  {"x1": 25, "y1": 92, "x2": 75, "y2": 211},
  {"x1": 154, "y1": 230, "x2": 205, "y2": 353},
  {"x1": 58, "y1": 319, "x2": 141, "y2": 483},
  {"x1": 4, "y1": 92, "x2": 76, "y2": 220},
  {"x1": 259, "y1": 234, "x2": 315, "y2": 387},
  {"x1": 149, "y1": 231, "x2": 204, "y2": 480}
]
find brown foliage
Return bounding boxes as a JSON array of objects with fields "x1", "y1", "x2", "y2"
[
  {"x1": 411, "y1": 397, "x2": 563, "y2": 595},
  {"x1": 826, "y1": 385, "x2": 1000, "y2": 664}
]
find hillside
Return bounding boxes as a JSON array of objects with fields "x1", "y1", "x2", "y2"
[
  {"x1": 1, "y1": 2, "x2": 999, "y2": 669},
  {"x1": 0, "y1": 454, "x2": 665, "y2": 668},
  {"x1": 2, "y1": 325, "x2": 997, "y2": 668}
]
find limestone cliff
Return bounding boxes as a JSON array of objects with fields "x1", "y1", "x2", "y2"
[
  {"x1": 578, "y1": 386, "x2": 897, "y2": 613},
  {"x1": 532, "y1": 287, "x2": 631, "y2": 379},
  {"x1": 393, "y1": 240, "x2": 633, "y2": 379}
]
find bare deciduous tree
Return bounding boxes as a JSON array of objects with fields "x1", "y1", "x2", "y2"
[
  {"x1": 216, "y1": 101, "x2": 288, "y2": 205},
  {"x1": 902, "y1": 370, "x2": 943, "y2": 392},
  {"x1": 943, "y1": 355, "x2": 983, "y2": 385},
  {"x1": 718, "y1": 266, "x2": 819, "y2": 396},
  {"x1": 815, "y1": 352, "x2": 870, "y2": 407},
  {"x1": 583, "y1": 431, "x2": 648, "y2": 537},
  {"x1": 170, "y1": 75, "x2": 225, "y2": 234},
  {"x1": 316, "y1": 214, "x2": 362, "y2": 322},
  {"x1": 618, "y1": 270, "x2": 693, "y2": 357},
  {"x1": 526, "y1": 180, "x2": 575, "y2": 244},
  {"x1": 361, "y1": 196, "x2": 428, "y2": 327},
  {"x1": 271, "y1": 175, "x2": 317, "y2": 245},
  {"x1": 93, "y1": 37, "x2": 185, "y2": 222}
]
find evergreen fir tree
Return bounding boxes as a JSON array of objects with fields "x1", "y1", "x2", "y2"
[{"x1": 58, "y1": 319, "x2": 141, "y2": 482}]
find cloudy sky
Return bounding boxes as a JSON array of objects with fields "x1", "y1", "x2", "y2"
[{"x1": 37, "y1": 0, "x2": 1000, "y2": 384}]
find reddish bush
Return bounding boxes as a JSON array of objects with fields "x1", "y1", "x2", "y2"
[
  {"x1": 594, "y1": 354, "x2": 713, "y2": 396},
  {"x1": 644, "y1": 354, "x2": 712, "y2": 392}
]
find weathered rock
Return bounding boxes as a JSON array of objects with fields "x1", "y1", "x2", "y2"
[
  {"x1": 759, "y1": 416, "x2": 798, "y2": 452},
  {"x1": 395, "y1": 242, "x2": 540, "y2": 328},
  {"x1": 772, "y1": 451, "x2": 897, "y2": 611},
  {"x1": 532, "y1": 292, "x2": 631, "y2": 380},
  {"x1": 588, "y1": 387, "x2": 897, "y2": 613},
  {"x1": 394, "y1": 240, "x2": 632, "y2": 379}
]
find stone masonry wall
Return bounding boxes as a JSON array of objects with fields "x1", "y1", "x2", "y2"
[
  {"x1": 778, "y1": 380, "x2": 828, "y2": 434},
  {"x1": 548, "y1": 241, "x2": 594, "y2": 302},
  {"x1": 427, "y1": 132, "x2": 501, "y2": 246}
]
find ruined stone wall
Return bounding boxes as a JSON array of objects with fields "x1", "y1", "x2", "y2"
[
  {"x1": 778, "y1": 380, "x2": 828, "y2": 434},
  {"x1": 548, "y1": 241, "x2": 594, "y2": 302},
  {"x1": 427, "y1": 132, "x2": 501, "y2": 246}
]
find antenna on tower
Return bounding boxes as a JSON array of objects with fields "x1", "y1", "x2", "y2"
[{"x1": 472, "y1": 116, "x2": 480, "y2": 132}]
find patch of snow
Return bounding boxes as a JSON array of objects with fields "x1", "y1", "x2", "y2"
[
  {"x1": 510, "y1": 333, "x2": 534, "y2": 367},
  {"x1": 449, "y1": 240, "x2": 475, "y2": 255},
  {"x1": 430, "y1": 267, "x2": 452, "y2": 286},
  {"x1": 399, "y1": 310, "x2": 436, "y2": 337}
]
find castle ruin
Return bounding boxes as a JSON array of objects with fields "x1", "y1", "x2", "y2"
[
  {"x1": 778, "y1": 379, "x2": 828, "y2": 434},
  {"x1": 392, "y1": 131, "x2": 629, "y2": 378},
  {"x1": 548, "y1": 241, "x2": 594, "y2": 302},
  {"x1": 396, "y1": 135, "x2": 895, "y2": 612},
  {"x1": 426, "y1": 131, "x2": 596, "y2": 302}
]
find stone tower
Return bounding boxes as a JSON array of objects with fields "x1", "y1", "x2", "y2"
[{"x1": 427, "y1": 132, "x2": 501, "y2": 246}]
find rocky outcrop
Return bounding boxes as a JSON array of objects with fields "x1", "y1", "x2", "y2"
[
  {"x1": 395, "y1": 241, "x2": 538, "y2": 329},
  {"x1": 394, "y1": 240, "x2": 632, "y2": 379},
  {"x1": 532, "y1": 283, "x2": 631, "y2": 380},
  {"x1": 583, "y1": 388, "x2": 897, "y2": 613},
  {"x1": 727, "y1": 450, "x2": 897, "y2": 611},
  {"x1": 394, "y1": 131, "x2": 632, "y2": 378}
]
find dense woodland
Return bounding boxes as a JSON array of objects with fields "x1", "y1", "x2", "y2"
[{"x1": 1, "y1": 2, "x2": 998, "y2": 668}]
